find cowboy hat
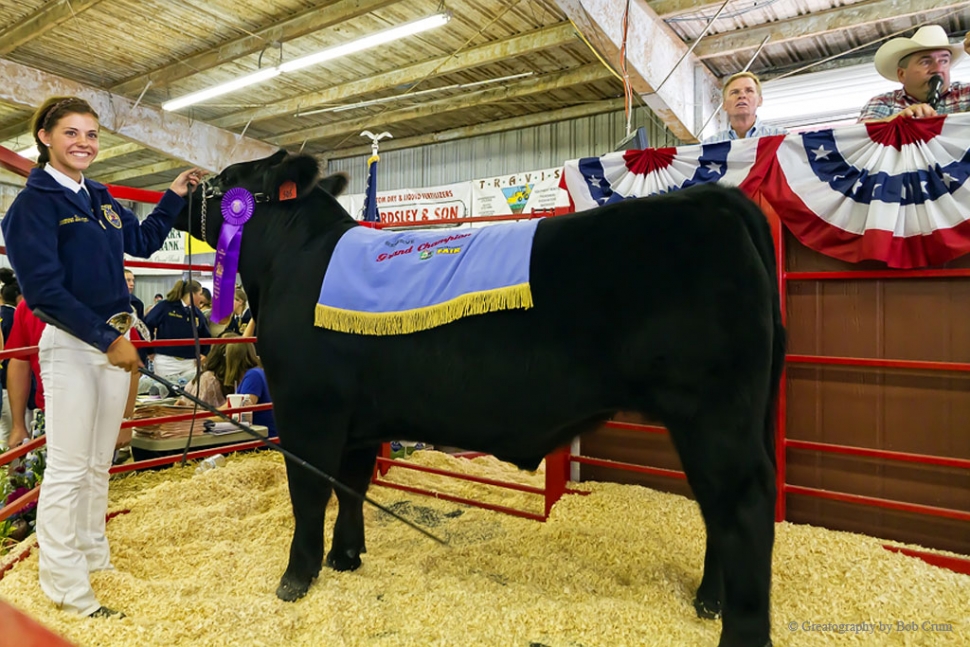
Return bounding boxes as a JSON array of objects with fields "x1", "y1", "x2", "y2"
[{"x1": 873, "y1": 25, "x2": 964, "y2": 82}]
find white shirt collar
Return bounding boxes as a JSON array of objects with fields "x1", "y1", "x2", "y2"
[{"x1": 44, "y1": 163, "x2": 86, "y2": 193}]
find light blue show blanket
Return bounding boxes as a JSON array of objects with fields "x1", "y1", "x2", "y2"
[{"x1": 315, "y1": 220, "x2": 540, "y2": 335}]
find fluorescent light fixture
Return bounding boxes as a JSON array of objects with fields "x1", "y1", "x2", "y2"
[
  {"x1": 162, "y1": 13, "x2": 451, "y2": 112},
  {"x1": 280, "y1": 14, "x2": 451, "y2": 73},
  {"x1": 163, "y1": 68, "x2": 282, "y2": 112}
]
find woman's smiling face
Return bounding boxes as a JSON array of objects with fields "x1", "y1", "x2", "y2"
[{"x1": 39, "y1": 112, "x2": 100, "y2": 182}]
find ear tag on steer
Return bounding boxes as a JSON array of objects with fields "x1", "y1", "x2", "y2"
[
  {"x1": 211, "y1": 187, "x2": 255, "y2": 322},
  {"x1": 279, "y1": 180, "x2": 297, "y2": 201}
]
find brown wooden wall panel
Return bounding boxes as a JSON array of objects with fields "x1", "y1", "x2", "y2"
[
  {"x1": 781, "y1": 233, "x2": 969, "y2": 552},
  {"x1": 787, "y1": 280, "x2": 970, "y2": 363}
]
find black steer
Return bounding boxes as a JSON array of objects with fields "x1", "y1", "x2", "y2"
[{"x1": 175, "y1": 150, "x2": 785, "y2": 647}]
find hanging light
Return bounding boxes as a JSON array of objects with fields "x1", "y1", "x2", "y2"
[{"x1": 163, "y1": 13, "x2": 452, "y2": 112}]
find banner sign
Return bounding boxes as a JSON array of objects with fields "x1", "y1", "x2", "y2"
[{"x1": 338, "y1": 166, "x2": 570, "y2": 223}]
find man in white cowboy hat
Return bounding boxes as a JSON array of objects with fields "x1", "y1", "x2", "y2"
[{"x1": 859, "y1": 25, "x2": 970, "y2": 122}]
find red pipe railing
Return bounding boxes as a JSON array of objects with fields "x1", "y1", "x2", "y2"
[{"x1": 786, "y1": 354, "x2": 970, "y2": 373}]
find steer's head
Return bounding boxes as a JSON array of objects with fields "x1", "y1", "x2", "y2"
[{"x1": 175, "y1": 149, "x2": 339, "y2": 248}]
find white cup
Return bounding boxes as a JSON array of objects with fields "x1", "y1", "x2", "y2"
[{"x1": 227, "y1": 394, "x2": 246, "y2": 421}]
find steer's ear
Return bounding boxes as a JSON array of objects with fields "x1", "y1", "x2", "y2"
[
  {"x1": 273, "y1": 154, "x2": 319, "y2": 200},
  {"x1": 318, "y1": 172, "x2": 349, "y2": 197}
]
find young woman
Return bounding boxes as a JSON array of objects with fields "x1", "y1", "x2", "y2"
[
  {"x1": 221, "y1": 341, "x2": 276, "y2": 437},
  {"x1": 173, "y1": 332, "x2": 238, "y2": 409},
  {"x1": 0, "y1": 95, "x2": 201, "y2": 618},
  {"x1": 143, "y1": 278, "x2": 211, "y2": 383},
  {"x1": 210, "y1": 286, "x2": 248, "y2": 336}
]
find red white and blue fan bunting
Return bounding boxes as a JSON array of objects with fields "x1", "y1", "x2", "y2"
[
  {"x1": 769, "y1": 115, "x2": 970, "y2": 268},
  {"x1": 561, "y1": 135, "x2": 771, "y2": 211},
  {"x1": 561, "y1": 113, "x2": 970, "y2": 268}
]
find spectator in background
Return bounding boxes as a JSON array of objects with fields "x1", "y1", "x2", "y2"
[
  {"x1": 198, "y1": 287, "x2": 212, "y2": 322},
  {"x1": 174, "y1": 332, "x2": 238, "y2": 409},
  {"x1": 142, "y1": 278, "x2": 210, "y2": 384},
  {"x1": 6, "y1": 301, "x2": 47, "y2": 448},
  {"x1": 124, "y1": 269, "x2": 144, "y2": 320},
  {"x1": 0, "y1": 267, "x2": 22, "y2": 447},
  {"x1": 212, "y1": 287, "x2": 249, "y2": 336},
  {"x1": 859, "y1": 26, "x2": 970, "y2": 122},
  {"x1": 703, "y1": 71, "x2": 787, "y2": 143},
  {"x1": 221, "y1": 340, "x2": 275, "y2": 437}
]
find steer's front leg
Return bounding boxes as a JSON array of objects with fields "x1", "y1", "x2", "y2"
[{"x1": 278, "y1": 456, "x2": 331, "y2": 601}]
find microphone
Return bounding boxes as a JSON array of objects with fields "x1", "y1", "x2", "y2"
[{"x1": 926, "y1": 74, "x2": 944, "y2": 110}]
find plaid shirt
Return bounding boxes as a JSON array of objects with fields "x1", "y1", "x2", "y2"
[{"x1": 858, "y1": 81, "x2": 970, "y2": 121}]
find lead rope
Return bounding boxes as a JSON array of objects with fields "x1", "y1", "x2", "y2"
[
  {"x1": 179, "y1": 181, "x2": 205, "y2": 467},
  {"x1": 141, "y1": 365, "x2": 446, "y2": 545}
]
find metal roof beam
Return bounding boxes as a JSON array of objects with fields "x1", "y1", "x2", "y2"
[
  {"x1": 96, "y1": 160, "x2": 187, "y2": 184},
  {"x1": 693, "y1": 0, "x2": 969, "y2": 60},
  {"x1": 211, "y1": 22, "x2": 580, "y2": 130},
  {"x1": 271, "y1": 64, "x2": 616, "y2": 147},
  {"x1": 555, "y1": 0, "x2": 721, "y2": 141},
  {"x1": 0, "y1": 57, "x2": 277, "y2": 172},
  {"x1": 0, "y1": 0, "x2": 105, "y2": 56},
  {"x1": 325, "y1": 97, "x2": 626, "y2": 160}
]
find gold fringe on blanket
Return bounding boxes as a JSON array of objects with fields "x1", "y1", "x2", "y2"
[{"x1": 314, "y1": 282, "x2": 534, "y2": 335}]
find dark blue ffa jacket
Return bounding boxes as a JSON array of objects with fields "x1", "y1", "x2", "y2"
[
  {"x1": 0, "y1": 168, "x2": 185, "y2": 353},
  {"x1": 130, "y1": 294, "x2": 145, "y2": 320},
  {"x1": 143, "y1": 299, "x2": 211, "y2": 358}
]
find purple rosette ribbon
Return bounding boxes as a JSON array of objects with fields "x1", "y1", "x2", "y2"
[{"x1": 211, "y1": 187, "x2": 255, "y2": 323}]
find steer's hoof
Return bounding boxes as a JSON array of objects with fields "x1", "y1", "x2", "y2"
[
  {"x1": 276, "y1": 577, "x2": 310, "y2": 602},
  {"x1": 326, "y1": 548, "x2": 362, "y2": 572},
  {"x1": 693, "y1": 596, "x2": 722, "y2": 620}
]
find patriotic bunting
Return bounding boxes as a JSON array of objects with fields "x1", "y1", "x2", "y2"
[{"x1": 561, "y1": 113, "x2": 970, "y2": 268}]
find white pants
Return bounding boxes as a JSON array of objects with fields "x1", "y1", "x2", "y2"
[
  {"x1": 151, "y1": 354, "x2": 200, "y2": 385},
  {"x1": 37, "y1": 326, "x2": 130, "y2": 615}
]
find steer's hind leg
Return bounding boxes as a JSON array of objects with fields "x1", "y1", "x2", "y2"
[
  {"x1": 328, "y1": 444, "x2": 379, "y2": 572},
  {"x1": 277, "y1": 455, "x2": 334, "y2": 602},
  {"x1": 694, "y1": 533, "x2": 724, "y2": 619},
  {"x1": 665, "y1": 409, "x2": 775, "y2": 647}
]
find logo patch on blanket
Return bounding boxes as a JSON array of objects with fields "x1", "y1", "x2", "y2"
[{"x1": 315, "y1": 220, "x2": 540, "y2": 335}]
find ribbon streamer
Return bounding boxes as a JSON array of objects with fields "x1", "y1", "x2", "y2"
[{"x1": 211, "y1": 188, "x2": 255, "y2": 322}]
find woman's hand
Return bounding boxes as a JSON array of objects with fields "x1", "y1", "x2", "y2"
[
  {"x1": 169, "y1": 168, "x2": 205, "y2": 198},
  {"x1": 107, "y1": 336, "x2": 142, "y2": 373}
]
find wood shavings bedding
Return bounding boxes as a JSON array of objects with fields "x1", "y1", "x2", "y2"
[{"x1": 0, "y1": 450, "x2": 967, "y2": 646}]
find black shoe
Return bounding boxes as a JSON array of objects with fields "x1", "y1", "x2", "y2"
[{"x1": 89, "y1": 606, "x2": 126, "y2": 619}]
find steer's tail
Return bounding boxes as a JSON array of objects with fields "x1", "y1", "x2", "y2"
[{"x1": 733, "y1": 188, "x2": 787, "y2": 471}]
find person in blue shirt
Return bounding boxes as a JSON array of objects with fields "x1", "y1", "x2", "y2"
[
  {"x1": 703, "y1": 72, "x2": 787, "y2": 144},
  {"x1": 0, "y1": 95, "x2": 201, "y2": 619},
  {"x1": 142, "y1": 278, "x2": 211, "y2": 383},
  {"x1": 222, "y1": 341, "x2": 276, "y2": 437}
]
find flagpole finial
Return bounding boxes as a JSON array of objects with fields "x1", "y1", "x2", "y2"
[{"x1": 361, "y1": 130, "x2": 392, "y2": 157}]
